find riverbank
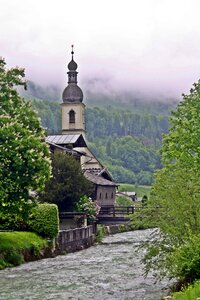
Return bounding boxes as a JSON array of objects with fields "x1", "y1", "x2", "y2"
[
  {"x1": 173, "y1": 280, "x2": 200, "y2": 299},
  {"x1": 0, "y1": 225, "x2": 96, "y2": 270},
  {"x1": 0, "y1": 231, "x2": 50, "y2": 270}
]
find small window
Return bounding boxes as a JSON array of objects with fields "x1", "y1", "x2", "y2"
[
  {"x1": 111, "y1": 192, "x2": 114, "y2": 199},
  {"x1": 105, "y1": 193, "x2": 108, "y2": 199},
  {"x1": 69, "y1": 110, "x2": 75, "y2": 123},
  {"x1": 99, "y1": 192, "x2": 102, "y2": 199}
]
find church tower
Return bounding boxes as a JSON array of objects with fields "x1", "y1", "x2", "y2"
[{"x1": 61, "y1": 46, "x2": 85, "y2": 136}]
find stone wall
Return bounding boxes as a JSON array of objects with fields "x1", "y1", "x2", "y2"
[{"x1": 55, "y1": 225, "x2": 95, "y2": 254}]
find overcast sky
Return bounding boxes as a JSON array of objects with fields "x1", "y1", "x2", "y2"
[{"x1": 1, "y1": 0, "x2": 200, "y2": 98}]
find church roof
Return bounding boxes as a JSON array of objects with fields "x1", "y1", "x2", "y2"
[{"x1": 46, "y1": 134, "x2": 87, "y2": 147}]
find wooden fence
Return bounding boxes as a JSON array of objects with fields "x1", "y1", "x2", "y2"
[{"x1": 99, "y1": 205, "x2": 135, "y2": 217}]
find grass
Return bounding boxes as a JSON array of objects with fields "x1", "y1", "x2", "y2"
[
  {"x1": 167, "y1": 280, "x2": 200, "y2": 300},
  {"x1": 0, "y1": 231, "x2": 47, "y2": 269},
  {"x1": 115, "y1": 195, "x2": 134, "y2": 206},
  {"x1": 118, "y1": 183, "x2": 152, "y2": 199}
]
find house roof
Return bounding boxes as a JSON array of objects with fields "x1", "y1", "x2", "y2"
[
  {"x1": 46, "y1": 134, "x2": 87, "y2": 147},
  {"x1": 46, "y1": 141, "x2": 81, "y2": 157},
  {"x1": 84, "y1": 170, "x2": 118, "y2": 186}
]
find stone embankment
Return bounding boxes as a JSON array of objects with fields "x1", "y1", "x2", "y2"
[{"x1": 55, "y1": 225, "x2": 96, "y2": 254}]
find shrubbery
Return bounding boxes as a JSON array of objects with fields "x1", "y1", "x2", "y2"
[
  {"x1": 0, "y1": 203, "x2": 59, "y2": 239},
  {"x1": 28, "y1": 203, "x2": 59, "y2": 239},
  {"x1": 170, "y1": 233, "x2": 200, "y2": 282},
  {"x1": 0, "y1": 213, "x2": 27, "y2": 231},
  {"x1": 75, "y1": 195, "x2": 100, "y2": 223}
]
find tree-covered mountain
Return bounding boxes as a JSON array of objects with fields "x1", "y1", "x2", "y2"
[{"x1": 22, "y1": 81, "x2": 177, "y2": 185}]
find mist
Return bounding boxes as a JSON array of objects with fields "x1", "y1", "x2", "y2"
[{"x1": 1, "y1": 0, "x2": 200, "y2": 100}]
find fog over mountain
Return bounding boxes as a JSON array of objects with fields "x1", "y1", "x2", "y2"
[{"x1": 1, "y1": 0, "x2": 200, "y2": 99}]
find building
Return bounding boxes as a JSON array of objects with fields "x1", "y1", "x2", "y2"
[{"x1": 47, "y1": 47, "x2": 117, "y2": 207}]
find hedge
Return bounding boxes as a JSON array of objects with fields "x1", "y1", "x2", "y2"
[{"x1": 28, "y1": 203, "x2": 59, "y2": 239}]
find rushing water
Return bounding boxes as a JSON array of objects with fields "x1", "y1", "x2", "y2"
[{"x1": 0, "y1": 229, "x2": 171, "y2": 300}]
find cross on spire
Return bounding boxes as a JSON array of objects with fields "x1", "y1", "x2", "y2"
[{"x1": 71, "y1": 44, "x2": 74, "y2": 59}]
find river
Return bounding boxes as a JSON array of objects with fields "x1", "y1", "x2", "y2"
[{"x1": 0, "y1": 229, "x2": 172, "y2": 300}]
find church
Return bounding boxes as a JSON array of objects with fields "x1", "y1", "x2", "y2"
[{"x1": 46, "y1": 47, "x2": 117, "y2": 207}]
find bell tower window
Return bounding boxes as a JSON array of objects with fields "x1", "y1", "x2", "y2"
[{"x1": 69, "y1": 110, "x2": 75, "y2": 123}]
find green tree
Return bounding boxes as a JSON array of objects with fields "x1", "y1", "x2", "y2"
[
  {"x1": 162, "y1": 81, "x2": 200, "y2": 171},
  {"x1": 144, "y1": 80, "x2": 200, "y2": 281},
  {"x1": 38, "y1": 151, "x2": 92, "y2": 211},
  {"x1": 0, "y1": 58, "x2": 51, "y2": 218}
]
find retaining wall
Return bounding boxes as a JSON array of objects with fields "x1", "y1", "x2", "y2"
[{"x1": 55, "y1": 225, "x2": 95, "y2": 254}]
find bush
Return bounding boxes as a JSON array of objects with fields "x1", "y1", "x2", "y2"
[
  {"x1": 75, "y1": 195, "x2": 100, "y2": 223},
  {"x1": 170, "y1": 233, "x2": 200, "y2": 282},
  {"x1": 4, "y1": 250, "x2": 24, "y2": 266},
  {"x1": 172, "y1": 279, "x2": 200, "y2": 300},
  {"x1": 0, "y1": 213, "x2": 27, "y2": 231},
  {"x1": 28, "y1": 203, "x2": 59, "y2": 238},
  {"x1": 96, "y1": 225, "x2": 106, "y2": 243}
]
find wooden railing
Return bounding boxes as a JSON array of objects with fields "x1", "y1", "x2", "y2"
[{"x1": 99, "y1": 205, "x2": 135, "y2": 217}]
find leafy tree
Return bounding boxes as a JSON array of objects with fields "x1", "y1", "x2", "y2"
[
  {"x1": 162, "y1": 81, "x2": 200, "y2": 171},
  {"x1": 0, "y1": 58, "x2": 51, "y2": 218},
  {"x1": 144, "y1": 80, "x2": 200, "y2": 282},
  {"x1": 38, "y1": 151, "x2": 92, "y2": 211}
]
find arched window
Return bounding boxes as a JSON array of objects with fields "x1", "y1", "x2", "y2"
[
  {"x1": 99, "y1": 192, "x2": 102, "y2": 199},
  {"x1": 111, "y1": 192, "x2": 114, "y2": 199},
  {"x1": 105, "y1": 192, "x2": 108, "y2": 199},
  {"x1": 69, "y1": 110, "x2": 75, "y2": 123}
]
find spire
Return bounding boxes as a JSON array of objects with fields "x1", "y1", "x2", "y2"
[
  {"x1": 71, "y1": 44, "x2": 74, "y2": 59},
  {"x1": 68, "y1": 44, "x2": 78, "y2": 72},
  {"x1": 62, "y1": 46, "x2": 83, "y2": 103}
]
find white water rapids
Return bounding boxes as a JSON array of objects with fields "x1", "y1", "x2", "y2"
[{"x1": 0, "y1": 229, "x2": 172, "y2": 300}]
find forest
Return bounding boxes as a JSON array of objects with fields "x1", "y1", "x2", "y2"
[{"x1": 24, "y1": 81, "x2": 177, "y2": 185}]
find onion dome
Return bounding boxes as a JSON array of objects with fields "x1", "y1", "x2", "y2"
[
  {"x1": 62, "y1": 45, "x2": 84, "y2": 103},
  {"x1": 62, "y1": 84, "x2": 83, "y2": 103},
  {"x1": 68, "y1": 58, "x2": 77, "y2": 71}
]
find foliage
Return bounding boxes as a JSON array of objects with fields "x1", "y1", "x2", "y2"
[
  {"x1": 88, "y1": 135, "x2": 160, "y2": 184},
  {"x1": 143, "y1": 80, "x2": 200, "y2": 283},
  {"x1": 95, "y1": 225, "x2": 106, "y2": 243},
  {"x1": 38, "y1": 151, "x2": 92, "y2": 211},
  {"x1": 75, "y1": 195, "x2": 100, "y2": 222},
  {"x1": 0, "y1": 231, "x2": 46, "y2": 269},
  {"x1": 171, "y1": 280, "x2": 200, "y2": 300},
  {"x1": 162, "y1": 81, "x2": 200, "y2": 171},
  {"x1": 169, "y1": 234, "x2": 200, "y2": 282},
  {"x1": 86, "y1": 106, "x2": 170, "y2": 147},
  {"x1": 28, "y1": 203, "x2": 59, "y2": 238},
  {"x1": 31, "y1": 99, "x2": 61, "y2": 134},
  {"x1": 130, "y1": 207, "x2": 159, "y2": 230},
  {"x1": 0, "y1": 213, "x2": 27, "y2": 231},
  {"x1": 0, "y1": 58, "x2": 51, "y2": 218}
]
